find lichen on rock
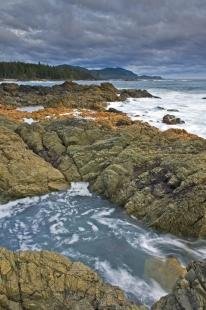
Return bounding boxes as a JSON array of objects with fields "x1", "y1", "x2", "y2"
[
  {"x1": 0, "y1": 125, "x2": 68, "y2": 203},
  {"x1": 0, "y1": 247, "x2": 142, "y2": 310},
  {"x1": 152, "y1": 260, "x2": 206, "y2": 310},
  {"x1": 15, "y1": 116, "x2": 206, "y2": 238}
]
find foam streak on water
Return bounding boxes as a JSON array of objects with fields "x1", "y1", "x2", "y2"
[
  {"x1": 1, "y1": 183, "x2": 206, "y2": 307},
  {"x1": 108, "y1": 90, "x2": 206, "y2": 138},
  {"x1": 3, "y1": 78, "x2": 206, "y2": 138}
]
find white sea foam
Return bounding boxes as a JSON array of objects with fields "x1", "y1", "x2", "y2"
[
  {"x1": 95, "y1": 260, "x2": 167, "y2": 306},
  {"x1": 108, "y1": 90, "x2": 206, "y2": 138},
  {"x1": 126, "y1": 232, "x2": 206, "y2": 261},
  {"x1": 87, "y1": 221, "x2": 99, "y2": 232},
  {"x1": 23, "y1": 117, "x2": 36, "y2": 124},
  {"x1": 78, "y1": 227, "x2": 85, "y2": 232},
  {"x1": 68, "y1": 234, "x2": 80, "y2": 244},
  {"x1": 49, "y1": 221, "x2": 68, "y2": 235},
  {"x1": 0, "y1": 196, "x2": 40, "y2": 219},
  {"x1": 67, "y1": 182, "x2": 92, "y2": 197},
  {"x1": 17, "y1": 105, "x2": 44, "y2": 112},
  {"x1": 0, "y1": 182, "x2": 90, "y2": 220}
]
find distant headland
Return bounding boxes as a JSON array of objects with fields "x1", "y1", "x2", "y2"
[{"x1": 0, "y1": 62, "x2": 162, "y2": 81}]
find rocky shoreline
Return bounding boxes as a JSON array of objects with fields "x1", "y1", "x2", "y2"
[
  {"x1": 0, "y1": 247, "x2": 143, "y2": 310},
  {"x1": 0, "y1": 81, "x2": 206, "y2": 309}
]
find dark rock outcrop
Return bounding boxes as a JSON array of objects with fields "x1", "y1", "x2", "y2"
[
  {"x1": 120, "y1": 89, "x2": 160, "y2": 101},
  {"x1": 152, "y1": 260, "x2": 206, "y2": 310},
  {"x1": 156, "y1": 106, "x2": 165, "y2": 110},
  {"x1": 0, "y1": 81, "x2": 156, "y2": 109},
  {"x1": 163, "y1": 114, "x2": 185, "y2": 125},
  {"x1": 0, "y1": 247, "x2": 142, "y2": 310},
  {"x1": 167, "y1": 109, "x2": 179, "y2": 112},
  {"x1": 107, "y1": 107, "x2": 126, "y2": 114}
]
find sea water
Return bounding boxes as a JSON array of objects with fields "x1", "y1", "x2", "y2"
[
  {"x1": 1, "y1": 79, "x2": 206, "y2": 307},
  {"x1": 1, "y1": 182, "x2": 206, "y2": 307},
  {"x1": 3, "y1": 78, "x2": 206, "y2": 138}
]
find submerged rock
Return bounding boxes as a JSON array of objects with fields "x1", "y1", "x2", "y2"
[
  {"x1": 144, "y1": 257, "x2": 186, "y2": 291},
  {"x1": 152, "y1": 260, "x2": 206, "y2": 310},
  {"x1": 156, "y1": 106, "x2": 165, "y2": 110},
  {"x1": 0, "y1": 247, "x2": 142, "y2": 310},
  {"x1": 163, "y1": 114, "x2": 185, "y2": 125},
  {"x1": 167, "y1": 109, "x2": 179, "y2": 112}
]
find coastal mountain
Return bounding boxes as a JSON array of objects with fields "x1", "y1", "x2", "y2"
[
  {"x1": 90, "y1": 67, "x2": 162, "y2": 80},
  {"x1": 90, "y1": 67, "x2": 137, "y2": 80},
  {"x1": 0, "y1": 62, "x2": 162, "y2": 80}
]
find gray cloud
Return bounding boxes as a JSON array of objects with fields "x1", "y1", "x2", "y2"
[{"x1": 0, "y1": 0, "x2": 205, "y2": 77}]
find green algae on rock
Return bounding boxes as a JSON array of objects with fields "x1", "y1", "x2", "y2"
[{"x1": 0, "y1": 247, "x2": 142, "y2": 310}]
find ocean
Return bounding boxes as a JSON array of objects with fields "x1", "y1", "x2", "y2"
[
  {"x1": 0, "y1": 79, "x2": 206, "y2": 307},
  {"x1": 5, "y1": 78, "x2": 206, "y2": 138}
]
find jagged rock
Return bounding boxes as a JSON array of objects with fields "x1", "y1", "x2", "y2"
[
  {"x1": 0, "y1": 126, "x2": 68, "y2": 203},
  {"x1": 163, "y1": 114, "x2": 185, "y2": 125},
  {"x1": 17, "y1": 118, "x2": 206, "y2": 238},
  {"x1": 120, "y1": 89, "x2": 160, "y2": 101},
  {"x1": 152, "y1": 260, "x2": 206, "y2": 310},
  {"x1": 144, "y1": 257, "x2": 186, "y2": 291},
  {"x1": 0, "y1": 247, "x2": 142, "y2": 310},
  {"x1": 107, "y1": 107, "x2": 126, "y2": 114},
  {"x1": 0, "y1": 82, "x2": 157, "y2": 109}
]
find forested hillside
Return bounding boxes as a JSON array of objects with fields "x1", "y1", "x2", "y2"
[{"x1": 0, "y1": 62, "x2": 94, "y2": 80}]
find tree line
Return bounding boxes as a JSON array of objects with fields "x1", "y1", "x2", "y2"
[{"x1": 0, "y1": 62, "x2": 93, "y2": 80}]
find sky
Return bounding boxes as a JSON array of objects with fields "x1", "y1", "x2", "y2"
[{"x1": 0, "y1": 0, "x2": 205, "y2": 78}]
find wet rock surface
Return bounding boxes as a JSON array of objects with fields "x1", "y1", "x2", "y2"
[
  {"x1": 162, "y1": 114, "x2": 185, "y2": 125},
  {"x1": 0, "y1": 81, "x2": 155, "y2": 109},
  {"x1": 0, "y1": 81, "x2": 206, "y2": 308},
  {"x1": 152, "y1": 260, "x2": 206, "y2": 310},
  {"x1": 120, "y1": 89, "x2": 160, "y2": 101},
  {"x1": 15, "y1": 117, "x2": 206, "y2": 238},
  {"x1": 0, "y1": 247, "x2": 142, "y2": 310}
]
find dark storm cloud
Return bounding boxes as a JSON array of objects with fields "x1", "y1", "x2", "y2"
[{"x1": 0, "y1": 0, "x2": 206, "y2": 77}]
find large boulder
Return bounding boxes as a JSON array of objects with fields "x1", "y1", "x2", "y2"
[
  {"x1": 0, "y1": 247, "x2": 142, "y2": 310},
  {"x1": 120, "y1": 89, "x2": 159, "y2": 101},
  {"x1": 163, "y1": 114, "x2": 185, "y2": 125},
  {"x1": 152, "y1": 260, "x2": 206, "y2": 310},
  {"x1": 0, "y1": 126, "x2": 68, "y2": 203}
]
